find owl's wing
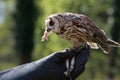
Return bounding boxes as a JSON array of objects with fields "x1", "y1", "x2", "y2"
[{"x1": 72, "y1": 14, "x2": 102, "y2": 49}]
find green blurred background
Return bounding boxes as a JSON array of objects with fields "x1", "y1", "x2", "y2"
[{"x1": 0, "y1": 0, "x2": 120, "y2": 80}]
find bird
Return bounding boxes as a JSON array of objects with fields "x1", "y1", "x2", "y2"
[{"x1": 41, "y1": 12, "x2": 120, "y2": 54}]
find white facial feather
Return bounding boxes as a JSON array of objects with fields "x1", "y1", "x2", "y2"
[
  {"x1": 45, "y1": 17, "x2": 60, "y2": 33},
  {"x1": 51, "y1": 17, "x2": 60, "y2": 32},
  {"x1": 45, "y1": 18, "x2": 51, "y2": 30}
]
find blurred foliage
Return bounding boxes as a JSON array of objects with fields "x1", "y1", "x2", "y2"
[
  {"x1": 0, "y1": 0, "x2": 120, "y2": 80},
  {"x1": 13, "y1": 0, "x2": 39, "y2": 64}
]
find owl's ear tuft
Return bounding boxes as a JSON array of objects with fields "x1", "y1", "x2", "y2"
[{"x1": 49, "y1": 18, "x2": 55, "y2": 26}]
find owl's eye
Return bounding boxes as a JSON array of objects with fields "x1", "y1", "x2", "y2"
[{"x1": 49, "y1": 19, "x2": 55, "y2": 26}]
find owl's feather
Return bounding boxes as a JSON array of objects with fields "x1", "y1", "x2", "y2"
[{"x1": 87, "y1": 42, "x2": 99, "y2": 49}]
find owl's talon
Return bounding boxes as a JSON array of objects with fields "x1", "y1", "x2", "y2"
[{"x1": 65, "y1": 47, "x2": 77, "y2": 53}]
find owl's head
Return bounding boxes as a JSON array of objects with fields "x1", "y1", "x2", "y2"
[{"x1": 45, "y1": 15, "x2": 60, "y2": 33}]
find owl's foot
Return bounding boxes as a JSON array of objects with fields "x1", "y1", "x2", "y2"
[
  {"x1": 69, "y1": 43, "x2": 89, "y2": 52},
  {"x1": 68, "y1": 46, "x2": 79, "y2": 52},
  {"x1": 67, "y1": 43, "x2": 89, "y2": 52},
  {"x1": 79, "y1": 43, "x2": 90, "y2": 50}
]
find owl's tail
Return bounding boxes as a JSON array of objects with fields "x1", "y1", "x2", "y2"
[
  {"x1": 107, "y1": 39, "x2": 120, "y2": 47},
  {"x1": 99, "y1": 39, "x2": 120, "y2": 54}
]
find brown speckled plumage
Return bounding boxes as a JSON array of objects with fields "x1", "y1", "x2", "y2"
[{"x1": 42, "y1": 13, "x2": 120, "y2": 54}]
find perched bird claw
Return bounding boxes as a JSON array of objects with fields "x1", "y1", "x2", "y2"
[{"x1": 65, "y1": 48, "x2": 76, "y2": 53}]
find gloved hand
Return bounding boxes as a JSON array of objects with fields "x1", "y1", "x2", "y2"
[{"x1": 0, "y1": 46, "x2": 90, "y2": 80}]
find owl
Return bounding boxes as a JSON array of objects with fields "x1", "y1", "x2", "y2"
[{"x1": 41, "y1": 13, "x2": 120, "y2": 54}]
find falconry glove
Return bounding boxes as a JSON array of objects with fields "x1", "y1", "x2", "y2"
[{"x1": 0, "y1": 47, "x2": 90, "y2": 80}]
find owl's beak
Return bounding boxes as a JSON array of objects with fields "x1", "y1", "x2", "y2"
[
  {"x1": 46, "y1": 28, "x2": 52, "y2": 32},
  {"x1": 46, "y1": 26, "x2": 52, "y2": 32}
]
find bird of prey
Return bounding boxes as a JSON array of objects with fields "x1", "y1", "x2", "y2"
[{"x1": 41, "y1": 13, "x2": 120, "y2": 54}]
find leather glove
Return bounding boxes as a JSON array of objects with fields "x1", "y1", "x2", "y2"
[{"x1": 0, "y1": 46, "x2": 90, "y2": 80}]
